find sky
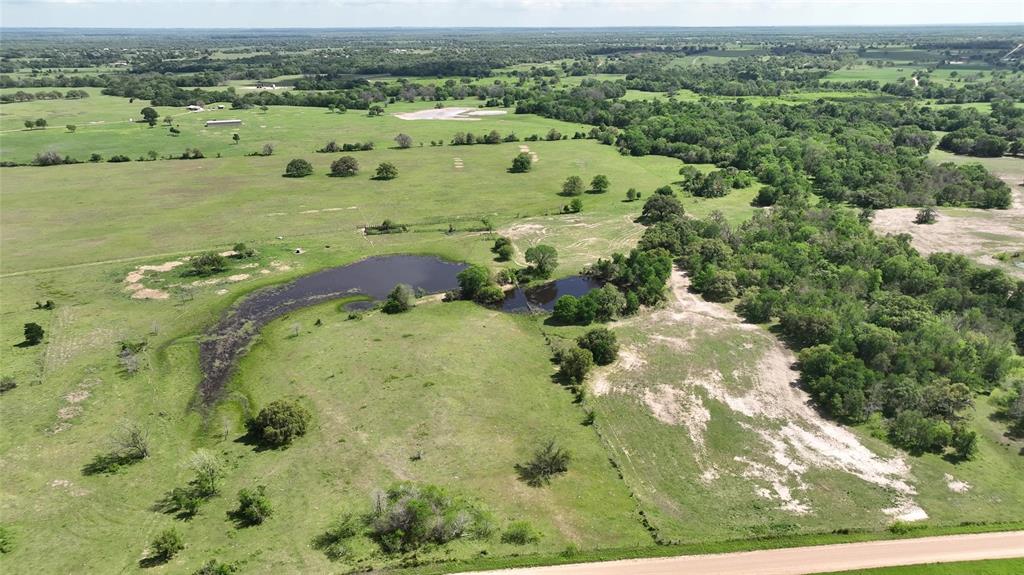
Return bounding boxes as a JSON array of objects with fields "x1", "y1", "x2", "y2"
[{"x1": 0, "y1": 0, "x2": 1022, "y2": 29}]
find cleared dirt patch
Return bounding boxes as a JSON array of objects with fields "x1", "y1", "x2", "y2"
[
  {"x1": 871, "y1": 184, "x2": 1024, "y2": 278},
  {"x1": 593, "y1": 270, "x2": 925, "y2": 521},
  {"x1": 394, "y1": 107, "x2": 508, "y2": 121}
]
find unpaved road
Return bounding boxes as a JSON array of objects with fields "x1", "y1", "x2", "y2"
[{"x1": 465, "y1": 531, "x2": 1024, "y2": 575}]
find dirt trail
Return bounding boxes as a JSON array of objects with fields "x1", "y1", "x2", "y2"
[
  {"x1": 593, "y1": 270, "x2": 924, "y2": 520},
  {"x1": 463, "y1": 531, "x2": 1024, "y2": 575}
]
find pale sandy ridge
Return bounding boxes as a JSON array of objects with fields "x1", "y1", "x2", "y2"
[{"x1": 463, "y1": 531, "x2": 1024, "y2": 575}]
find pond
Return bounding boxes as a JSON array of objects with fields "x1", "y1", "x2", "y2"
[
  {"x1": 501, "y1": 275, "x2": 604, "y2": 313},
  {"x1": 197, "y1": 255, "x2": 467, "y2": 407}
]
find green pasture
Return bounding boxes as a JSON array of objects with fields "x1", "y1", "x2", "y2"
[{"x1": 816, "y1": 559, "x2": 1024, "y2": 575}]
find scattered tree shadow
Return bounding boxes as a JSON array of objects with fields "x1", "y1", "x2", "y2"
[
  {"x1": 225, "y1": 507, "x2": 254, "y2": 529},
  {"x1": 233, "y1": 429, "x2": 277, "y2": 453},
  {"x1": 138, "y1": 554, "x2": 170, "y2": 569},
  {"x1": 81, "y1": 452, "x2": 142, "y2": 476},
  {"x1": 13, "y1": 340, "x2": 38, "y2": 348}
]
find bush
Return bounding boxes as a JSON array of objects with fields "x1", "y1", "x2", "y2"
[
  {"x1": 232, "y1": 242, "x2": 255, "y2": 258},
  {"x1": 577, "y1": 328, "x2": 619, "y2": 366},
  {"x1": 284, "y1": 158, "x2": 314, "y2": 177},
  {"x1": 914, "y1": 206, "x2": 937, "y2": 224},
  {"x1": 329, "y1": 156, "x2": 359, "y2": 177},
  {"x1": 559, "y1": 347, "x2": 593, "y2": 385},
  {"x1": 107, "y1": 154, "x2": 131, "y2": 163},
  {"x1": 193, "y1": 559, "x2": 237, "y2": 575},
  {"x1": 23, "y1": 322, "x2": 44, "y2": 345},
  {"x1": 552, "y1": 295, "x2": 579, "y2": 324},
  {"x1": 187, "y1": 448, "x2": 224, "y2": 497},
  {"x1": 149, "y1": 527, "x2": 184, "y2": 562},
  {"x1": 641, "y1": 194, "x2": 684, "y2": 223},
  {"x1": 190, "y1": 251, "x2": 228, "y2": 276},
  {"x1": 313, "y1": 514, "x2": 361, "y2": 561},
  {"x1": 0, "y1": 376, "x2": 16, "y2": 394},
  {"x1": 367, "y1": 483, "x2": 491, "y2": 553},
  {"x1": 248, "y1": 399, "x2": 311, "y2": 447},
  {"x1": 515, "y1": 441, "x2": 570, "y2": 487},
  {"x1": 382, "y1": 283, "x2": 415, "y2": 314},
  {"x1": 394, "y1": 133, "x2": 413, "y2": 148},
  {"x1": 476, "y1": 284, "x2": 505, "y2": 305},
  {"x1": 235, "y1": 486, "x2": 273, "y2": 526},
  {"x1": 374, "y1": 162, "x2": 398, "y2": 180},
  {"x1": 492, "y1": 237, "x2": 514, "y2": 261},
  {"x1": 0, "y1": 525, "x2": 13, "y2": 554},
  {"x1": 501, "y1": 521, "x2": 540, "y2": 545},
  {"x1": 590, "y1": 174, "x2": 609, "y2": 194},
  {"x1": 509, "y1": 152, "x2": 532, "y2": 173}
]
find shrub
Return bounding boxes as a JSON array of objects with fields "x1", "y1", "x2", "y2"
[
  {"x1": 23, "y1": 322, "x2": 44, "y2": 345},
  {"x1": 318, "y1": 140, "x2": 341, "y2": 153},
  {"x1": 330, "y1": 156, "x2": 359, "y2": 177},
  {"x1": 149, "y1": 527, "x2": 184, "y2": 562},
  {"x1": 509, "y1": 152, "x2": 532, "y2": 173},
  {"x1": 626, "y1": 188, "x2": 638, "y2": 201},
  {"x1": 492, "y1": 237, "x2": 514, "y2": 261},
  {"x1": 590, "y1": 174, "x2": 610, "y2": 193},
  {"x1": 313, "y1": 514, "x2": 361, "y2": 561},
  {"x1": 284, "y1": 158, "x2": 314, "y2": 177},
  {"x1": 108, "y1": 154, "x2": 131, "y2": 163},
  {"x1": 552, "y1": 295, "x2": 579, "y2": 324},
  {"x1": 193, "y1": 559, "x2": 237, "y2": 575},
  {"x1": 0, "y1": 376, "x2": 16, "y2": 394},
  {"x1": 476, "y1": 284, "x2": 505, "y2": 305},
  {"x1": 248, "y1": 399, "x2": 311, "y2": 447},
  {"x1": 382, "y1": 283, "x2": 415, "y2": 314},
  {"x1": 235, "y1": 486, "x2": 273, "y2": 526},
  {"x1": 586, "y1": 284, "x2": 626, "y2": 322},
  {"x1": 514, "y1": 441, "x2": 570, "y2": 487},
  {"x1": 187, "y1": 449, "x2": 225, "y2": 497},
  {"x1": 501, "y1": 521, "x2": 540, "y2": 545},
  {"x1": 374, "y1": 162, "x2": 398, "y2": 180},
  {"x1": 190, "y1": 252, "x2": 228, "y2": 276},
  {"x1": 232, "y1": 242, "x2": 255, "y2": 258},
  {"x1": 914, "y1": 206, "x2": 937, "y2": 224},
  {"x1": 394, "y1": 133, "x2": 413, "y2": 148},
  {"x1": 577, "y1": 328, "x2": 619, "y2": 366},
  {"x1": 367, "y1": 483, "x2": 491, "y2": 553},
  {"x1": 558, "y1": 347, "x2": 593, "y2": 385},
  {"x1": 259, "y1": 143, "x2": 274, "y2": 156},
  {"x1": 0, "y1": 525, "x2": 13, "y2": 554}
]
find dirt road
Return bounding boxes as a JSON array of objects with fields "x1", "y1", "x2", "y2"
[{"x1": 466, "y1": 532, "x2": 1024, "y2": 575}]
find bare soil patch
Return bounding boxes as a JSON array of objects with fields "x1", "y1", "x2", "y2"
[
  {"x1": 871, "y1": 183, "x2": 1024, "y2": 278},
  {"x1": 593, "y1": 270, "x2": 925, "y2": 520},
  {"x1": 394, "y1": 107, "x2": 508, "y2": 121}
]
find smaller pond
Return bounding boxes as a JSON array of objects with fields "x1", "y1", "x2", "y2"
[{"x1": 502, "y1": 275, "x2": 603, "y2": 312}]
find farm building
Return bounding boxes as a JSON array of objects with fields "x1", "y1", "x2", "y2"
[
  {"x1": 204, "y1": 119, "x2": 242, "y2": 127},
  {"x1": 186, "y1": 104, "x2": 204, "y2": 112}
]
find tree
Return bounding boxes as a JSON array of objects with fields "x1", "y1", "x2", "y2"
[
  {"x1": 232, "y1": 133, "x2": 240, "y2": 145},
  {"x1": 330, "y1": 156, "x2": 359, "y2": 177},
  {"x1": 367, "y1": 105, "x2": 384, "y2": 117},
  {"x1": 284, "y1": 158, "x2": 314, "y2": 178},
  {"x1": 148, "y1": 528, "x2": 184, "y2": 562},
  {"x1": 476, "y1": 285, "x2": 505, "y2": 305},
  {"x1": 457, "y1": 265, "x2": 491, "y2": 300},
  {"x1": 525, "y1": 245, "x2": 558, "y2": 279},
  {"x1": 641, "y1": 194, "x2": 684, "y2": 223},
  {"x1": 112, "y1": 422, "x2": 150, "y2": 461},
  {"x1": 187, "y1": 449, "x2": 225, "y2": 497},
  {"x1": 510, "y1": 152, "x2": 532, "y2": 173},
  {"x1": 590, "y1": 174, "x2": 610, "y2": 194},
  {"x1": 23, "y1": 120, "x2": 33, "y2": 129},
  {"x1": 577, "y1": 328, "x2": 619, "y2": 365},
  {"x1": 140, "y1": 107, "x2": 159, "y2": 124},
  {"x1": 382, "y1": 284, "x2": 415, "y2": 314},
  {"x1": 23, "y1": 323, "x2": 44, "y2": 345},
  {"x1": 66, "y1": 124, "x2": 76, "y2": 133},
  {"x1": 394, "y1": 133, "x2": 413, "y2": 149},
  {"x1": 34, "y1": 118, "x2": 47, "y2": 128},
  {"x1": 491, "y1": 237, "x2": 514, "y2": 262},
  {"x1": 567, "y1": 198, "x2": 583, "y2": 213},
  {"x1": 248, "y1": 399, "x2": 311, "y2": 447},
  {"x1": 515, "y1": 441, "x2": 570, "y2": 487},
  {"x1": 235, "y1": 486, "x2": 273, "y2": 526},
  {"x1": 626, "y1": 188, "x2": 638, "y2": 201},
  {"x1": 561, "y1": 175, "x2": 584, "y2": 196},
  {"x1": 260, "y1": 143, "x2": 274, "y2": 156},
  {"x1": 586, "y1": 284, "x2": 626, "y2": 322},
  {"x1": 374, "y1": 162, "x2": 398, "y2": 180},
  {"x1": 559, "y1": 347, "x2": 593, "y2": 385}
]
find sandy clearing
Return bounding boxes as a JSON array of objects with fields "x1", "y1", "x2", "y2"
[
  {"x1": 394, "y1": 107, "x2": 508, "y2": 121},
  {"x1": 944, "y1": 472, "x2": 972, "y2": 493},
  {"x1": 464, "y1": 531, "x2": 1024, "y2": 575},
  {"x1": 594, "y1": 269, "x2": 924, "y2": 520},
  {"x1": 871, "y1": 183, "x2": 1024, "y2": 278}
]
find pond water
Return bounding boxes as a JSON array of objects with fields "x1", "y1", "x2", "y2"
[
  {"x1": 197, "y1": 255, "x2": 467, "y2": 406},
  {"x1": 501, "y1": 275, "x2": 603, "y2": 313}
]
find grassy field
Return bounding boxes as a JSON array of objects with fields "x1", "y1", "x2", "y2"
[
  {"x1": 815, "y1": 558, "x2": 1024, "y2": 575},
  {"x1": 2, "y1": 80, "x2": 1023, "y2": 574}
]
